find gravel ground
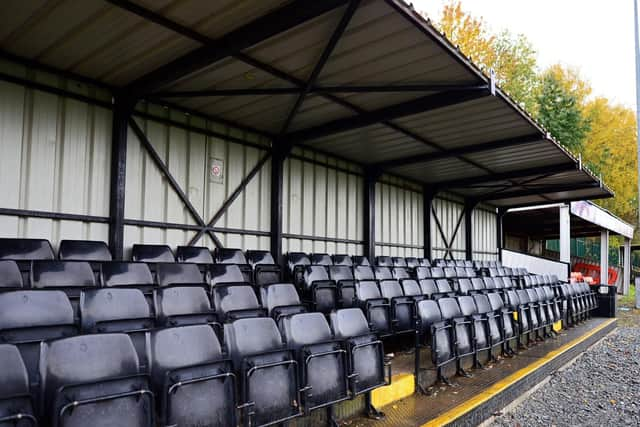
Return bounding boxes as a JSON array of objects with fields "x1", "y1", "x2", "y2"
[{"x1": 491, "y1": 307, "x2": 640, "y2": 427}]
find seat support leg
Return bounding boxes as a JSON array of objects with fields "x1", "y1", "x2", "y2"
[
  {"x1": 456, "y1": 359, "x2": 473, "y2": 378},
  {"x1": 365, "y1": 392, "x2": 385, "y2": 420},
  {"x1": 326, "y1": 406, "x2": 339, "y2": 427}
]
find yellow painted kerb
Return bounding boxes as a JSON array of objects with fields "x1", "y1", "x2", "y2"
[
  {"x1": 421, "y1": 318, "x2": 616, "y2": 427},
  {"x1": 371, "y1": 373, "x2": 415, "y2": 408}
]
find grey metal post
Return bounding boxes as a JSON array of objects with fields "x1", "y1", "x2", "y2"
[
  {"x1": 559, "y1": 204, "x2": 571, "y2": 264},
  {"x1": 623, "y1": 238, "x2": 632, "y2": 297},
  {"x1": 635, "y1": 0, "x2": 640, "y2": 226},
  {"x1": 600, "y1": 230, "x2": 609, "y2": 286}
]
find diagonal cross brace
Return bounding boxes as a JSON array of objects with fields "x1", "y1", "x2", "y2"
[{"x1": 128, "y1": 118, "x2": 223, "y2": 247}]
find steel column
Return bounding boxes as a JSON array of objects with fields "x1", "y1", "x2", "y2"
[
  {"x1": 108, "y1": 97, "x2": 132, "y2": 260},
  {"x1": 559, "y1": 204, "x2": 571, "y2": 264},
  {"x1": 423, "y1": 188, "x2": 435, "y2": 261},
  {"x1": 363, "y1": 171, "x2": 379, "y2": 262},
  {"x1": 623, "y1": 238, "x2": 632, "y2": 296},
  {"x1": 600, "y1": 229, "x2": 609, "y2": 285},
  {"x1": 497, "y1": 208, "x2": 506, "y2": 261},
  {"x1": 270, "y1": 146, "x2": 287, "y2": 264},
  {"x1": 464, "y1": 201, "x2": 476, "y2": 261}
]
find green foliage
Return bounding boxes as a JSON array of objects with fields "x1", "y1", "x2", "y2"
[{"x1": 536, "y1": 67, "x2": 591, "y2": 153}]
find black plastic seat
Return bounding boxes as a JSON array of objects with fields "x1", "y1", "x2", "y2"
[
  {"x1": 0, "y1": 290, "x2": 77, "y2": 385},
  {"x1": 473, "y1": 294, "x2": 505, "y2": 359},
  {"x1": 287, "y1": 252, "x2": 311, "y2": 288},
  {"x1": 517, "y1": 289, "x2": 542, "y2": 342},
  {"x1": 0, "y1": 344, "x2": 37, "y2": 426},
  {"x1": 156, "y1": 262, "x2": 207, "y2": 288},
  {"x1": 506, "y1": 290, "x2": 530, "y2": 346},
  {"x1": 418, "y1": 279, "x2": 438, "y2": 298},
  {"x1": 329, "y1": 309, "x2": 389, "y2": 396},
  {"x1": 392, "y1": 267, "x2": 411, "y2": 281},
  {"x1": 458, "y1": 295, "x2": 490, "y2": 368},
  {"x1": 210, "y1": 264, "x2": 248, "y2": 288},
  {"x1": 415, "y1": 299, "x2": 454, "y2": 387},
  {"x1": 30, "y1": 260, "x2": 96, "y2": 315},
  {"x1": 465, "y1": 267, "x2": 476, "y2": 277},
  {"x1": 0, "y1": 238, "x2": 54, "y2": 261},
  {"x1": 400, "y1": 279, "x2": 426, "y2": 302},
  {"x1": 431, "y1": 267, "x2": 445, "y2": 279},
  {"x1": 351, "y1": 256, "x2": 370, "y2": 267},
  {"x1": 39, "y1": 333, "x2": 153, "y2": 427},
  {"x1": 214, "y1": 248, "x2": 253, "y2": 284},
  {"x1": 310, "y1": 253, "x2": 332, "y2": 266},
  {"x1": 488, "y1": 292, "x2": 516, "y2": 355},
  {"x1": 379, "y1": 279, "x2": 415, "y2": 333},
  {"x1": 375, "y1": 256, "x2": 393, "y2": 267},
  {"x1": 354, "y1": 265, "x2": 376, "y2": 281},
  {"x1": 438, "y1": 297, "x2": 474, "y2": 377},
  {"x1": 246, "y1": 250, "x2": 281, "y2": 286},
  {"x1": 458, "y1": 278, "x2": 473, "y2": 295},
  {"x1": 331, "y1": 254, "x2": 353, "y2": 266},
  {"x1": 415, "y1": 266, "x2": 431, "y2": 280},
  {"x1": 224, "y1": 317, "x2": 301, "y2": 426},
  {"x1": 147, "y1": 324, "x2": 235, "y2": 427},
  {"x1": 175, "y1": 245, "x2": 213, "y2": 264},
  {"x1": 212, "y1": 283, "x2": 265, "y2": 321},
  {"x1": 58, "y1": 240, "x2": 112, "y2": 262},
  {"x1": 373, "y1": 266, "x2": 393, "y2": 281},
  {"x1": 131, "y1": 244, "x2": 175, "y2": 263},
  {"x1": 435, "y1": 278, "x2": 456, "y2": 299},
  {"x1": 154, "y1": 286, "x2": 217, "y2": 327},
  {"x1": 353, "y1": 281, "x2": 391, "y2": 335},
  {"x1": 405, "y1": 257, "x2": 420, "y2": 269},
  {"x1": 328, "y1": 265, "x2": 356, "y2": 308},
  {"x1": 0, "y1": 260, "x2": 23, "y2": 291},
  {"x1": 280, "y1": 313, "x2": 349, "y2": 415},
  {"x1": 100, "y1": 262, "x2": 155, "y2": 297},
  {"x1": 80, "y1": 288, "x2": 153, "y2": 368},
  {"x1": 471, "y1": 277, "x2": 487, "y2": 294},
  {"x1": 418, "y1": 258, "x2": 430, "y2": 267},
  {"x1": 392, "y1": 257, "x2": 407, "y2": 268},
  {"x1": 302, "y1": 265, "x2": 338, "y2": 313},
  {"x1": 260, "y1": 283, "x2": 306, "y2": 325}
]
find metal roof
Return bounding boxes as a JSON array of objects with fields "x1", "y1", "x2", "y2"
[
  {"x1": 505, "y1": 201, "x2": 634, "y2": 239},
  {"x1": 0, "y1": 0, "x2": 613, "y2": 207}
]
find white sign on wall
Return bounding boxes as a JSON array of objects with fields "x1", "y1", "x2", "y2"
[{"x1": 209, "y1": 157, "x2": 224, "y2": 184}]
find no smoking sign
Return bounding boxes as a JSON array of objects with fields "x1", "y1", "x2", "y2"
[{"x1": 209, "y1": 157, "x2": 224, "y2": 183}]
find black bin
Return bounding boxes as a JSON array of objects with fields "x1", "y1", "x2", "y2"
[{"x1": 590, "y1": 285, "x2": 617, "y2": 318}]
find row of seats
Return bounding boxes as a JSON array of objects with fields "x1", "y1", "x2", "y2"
[{"x1": 0, "y1": 287, "x2": 390, "y2": 427}]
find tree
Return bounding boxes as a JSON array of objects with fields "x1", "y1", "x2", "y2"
[
  {"x1": 583, "y1": 97, "x2": 638, "y2": 224},
  {"x1": 435, "y1": 1, "x2": 540, "y2": 113},
  {"x1": 536, "y1": 65, "x2": 591, "y2": 153}
]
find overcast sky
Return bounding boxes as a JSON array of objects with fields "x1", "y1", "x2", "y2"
[{"x1": 414, "y1": 0, "x2": 638, "y2": 109}]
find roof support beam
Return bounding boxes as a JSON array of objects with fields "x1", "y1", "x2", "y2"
[
  {"x1": 126, "y1": 0, "x2": 349, "y2": 96},
  {"x1": 431, "y1": 163, "x2": 578, "y2": 190},
  {"x1": 153, "y1": 83, "x2": 489, "y2": 98},
  {"x1": 477, "y1": 182, "x2": 601, "y2": 202},
  {"x1": 283, "y1": 89, "x2": 489, "y2": 144},
  {"x1": 279, "y1": 0, "x2": 360, "y2": 135},
  {"x1": 375, "y1": 134, "x2": 542, "y2": 169}
]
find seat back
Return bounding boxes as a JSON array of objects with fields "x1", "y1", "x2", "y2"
[
  {"x1": 392, "y1": 257, "x2": 407, "y2": 267},
  {"x1": 304, "y1": 265, "x2": 330, "y2": 284},
  {"x1": 175, "y1": 246, "x2": 213, "y2": 264},
  {"x1": 39, "y1": 333, "x2": 151, "y2": 425},
  {"x1": 58, "y1": 240, "x2": 112, "y2": 262},
  {"x1": 472, "y1": 294, "x2": 492, "y2": 314},
  {"x1": 435, "y1": 278, "x2": 452, "y2": 293},
  {"x1": 131, "y1": 244, "x2": 175, "y2": 262},
  {"x1": 405, "y1": 257, "x2": 419, "y2": 268},
  {"x1": 100, "y1": 261, "x2": 154, "y2": 286},
  {"x1": 260, "y1": 283, "x2": 303, "y2": 318},
  {"x1": 0, "y1": 260, "x2": 23, "y2": 290},
  {"x1": 374, "y1": 266, "x2": 393, "y2": 280},
  {"x1": 287, "y1": 252, "x2": 310, "y2": 272},
  {"x1": 31, "y1": 260, "x2": 95, "y2": 289},
  {"x1": 146, "y1": 324, "x2": 232, "y2": 427},
  {"x1": 155, "y1": 286, "x2": 216, "y2": 327},
  {"x1": 329, "y1": 265, "x2": 354, "y2": 282},
  {"x1": 331, "y1": 254, "x2": 353, "y2": 266},
  {"x1": 280, "y1": 312, "x2": 333, "y2": 350},
  {"x1": 351, "y1": 256, "x2": 370, "y2": 267},
  {"x1": 419, "y1": 279, "x2": 438, "y2": 297},
  {"x1": 355, "y1": 281, "x2": 382, "y2": 300},
  {"x1": 430, "y1": 267, "x2": 445, "y2": 278},
  {"x1": 415, "y1": 266, "x2": 431, "y2": 279},
  {"x1": 401, "y1": 279, "x2": 422, "y2": 297},
  {"x1": 246, "y1": 250, "x2": 276, "y2": 266},
  {"x1": 0, "y1": 343, "x2": 30, "y2": 400},
  {"x1": 416, "y1": 300, "x2": 442, "y2": 334},
  {"x1": 329, "y1": 308, "x2": 370, "y2": 339},
  {"x1": 457, "y1": 296, "x2": 477, "y2": 316},
  {"x1": 0, "y1": 238, "x2": 54, "y2": 260},
  {"x1": 443, "y1": 267, "x2": 456, "y2": 279},
  {"x1": 156, "y1": 263, "x2": 206, "y2": 287},
  {"x1": 215, "y1": 248, "x2": 248, "y2": 265},
  {"x1": 212, "y1": 284, "x2": 263, "y2": 320},
  {"x1": 354, "y1": 266, "x2": 375, "y2": 281},
  {"x1": 392, "y1": 267, "x2": 410, "y2": 280},
  {"x1": 437, "y1": 297, "x2": 462, "y2": 320},
  {"x1": 375, "y1": 256, "x2": 393, "y2": 267},
  {"x1": 487, "y1": 292, "x2": 504, "y2": 311},
  {"x1": 458, "y1": 278, "x2": 473, "y2": 295},
  {"x1": 379, "y1": 280, "x2": 404, "y2": 299},
  {"x1": 472, "y1": 277, "x2": 486, "y2": 292},
  {"x1": 310, "y1": 253, "x2": 332, "y2": 266},
  {"x1": 210, "y1": 264, "x2": 246, "y2": 286}
]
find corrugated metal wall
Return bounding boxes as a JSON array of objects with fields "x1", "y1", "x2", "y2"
[
  {"x1": 472, "y1": 205, "x2": 498, "y2": 260},
  {"x1": 431, "y1": 194, "x2": 466, "y2": 260},
  {"x1": 375, "y1": 176, "x2": 423, "y2": 257},
  {"x1": 124, "y1": 103, "x2": 272, "y2": 258},
  {"x1": 282, "y1": 148, "x2": 364, "y2": 255},
  {"x1": 0, "y1": 60, "x2": 112, "y2": 250}
]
